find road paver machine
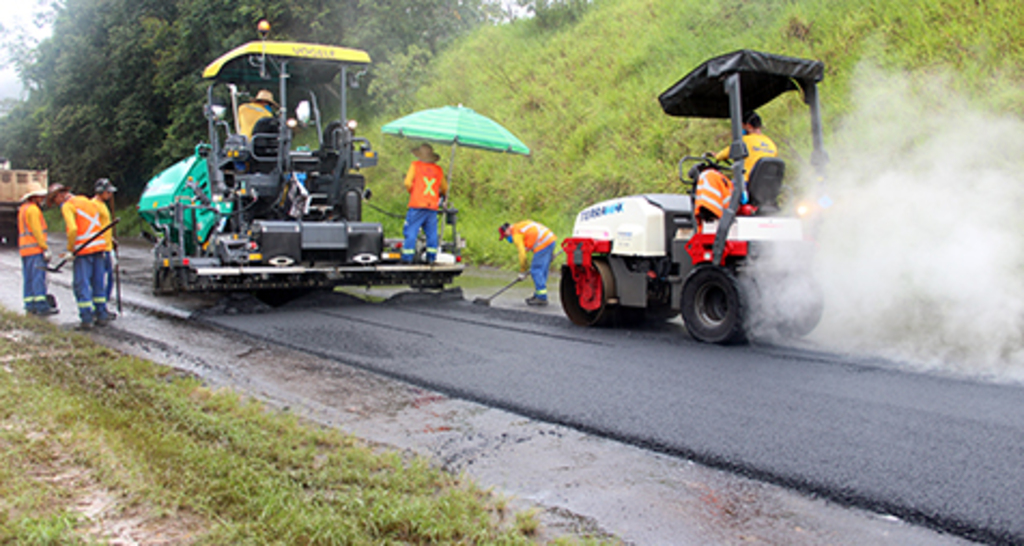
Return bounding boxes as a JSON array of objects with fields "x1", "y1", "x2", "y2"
[{"x1": 139, "y1": 30, "x2": 463, "y2": 297}]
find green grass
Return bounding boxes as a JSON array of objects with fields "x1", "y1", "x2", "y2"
[
  {"x1": 0, "y1": 310, "x2": 595, "y2": 544},
  {"x1": 353, "y1": 0, "x2": 1024, "y2": 268}
]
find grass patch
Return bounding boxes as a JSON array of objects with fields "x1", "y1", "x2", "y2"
[{"x1": 0, "y1": 310, "x2": 598, "y2": 544}]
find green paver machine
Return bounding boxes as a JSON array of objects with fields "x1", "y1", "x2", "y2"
[{"x1": 139, "y1": 28, "x2": 463, "y2": 298}]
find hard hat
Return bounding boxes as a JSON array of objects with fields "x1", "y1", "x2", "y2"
[
  {"x1": 19, "y1": 182, "x2": 47, "y2": 202},
  {"x1": 94, "y1": 178, "x2": 117, "y2": 193}
]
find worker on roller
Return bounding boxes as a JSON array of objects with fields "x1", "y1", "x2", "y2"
[
  {"x1": 237, "y1": 89, "x2": 278, "y2": 138},
  {"x1": 401, "y1": 143, "x2": 447, "y2": 264},
  {"x1": 713, "y1": 110, "x2": 778, "y2": 181},
  {"x1": 92, "y1": 178, "x2": 117, "y2": 319},
  {"x1": 499, "y1": 220, "x2": 556, "y2": 306},
  {"x1": 48, "y1": 183, "x2": 111, "y2": 330},
  {"x1": 18, "y1": 183, "x2": 57, "y2": 316}
]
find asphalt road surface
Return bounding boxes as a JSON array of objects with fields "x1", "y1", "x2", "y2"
[{"x1": 198, "y1": 291, "x2": 1024, "y2": 545}]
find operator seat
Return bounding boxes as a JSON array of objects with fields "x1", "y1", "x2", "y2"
[
  {"x1": 250, "y1": 117, "x2": 281, "y2": 162},
  {"x1": 746, "y1": 157, "x2": 785, "y2": 215}
]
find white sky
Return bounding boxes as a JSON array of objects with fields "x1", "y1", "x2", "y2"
[{"x1": 0, "y1": 0, "x2": 52, "y2": 101}]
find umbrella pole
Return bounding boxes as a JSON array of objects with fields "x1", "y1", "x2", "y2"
[{"x1": 440, "y1": 143, "x2": 458, "y2": 252}]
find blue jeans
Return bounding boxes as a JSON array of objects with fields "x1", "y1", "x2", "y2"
[
  {"x1": 402, "y1": 208, "x2": 439, "y2": 263},
  {"x1": 73, "y1": 253, "x2": 108, "y2": 324},
  {"x1": 103, "y1": 251, "x2": 114, "y2": 301},
  {"x1": 21, "y1": 254, "x2": 48, "y2": 312},
  {"x1": 530, "y1": 244, "x2": 554, "y2": 300}
]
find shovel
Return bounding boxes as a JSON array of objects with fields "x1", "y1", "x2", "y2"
[
  {"x1": 43, "y1": 218, "x2": 120, "y2": 273},
  {"x1": 472, "y1": 276, "x2": 525, "y2": 306}
]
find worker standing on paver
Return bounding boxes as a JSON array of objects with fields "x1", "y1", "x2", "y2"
[
  {"x1": 18, "y1": 183, "x2": 57, "y2": 316},
  {"x1": 48, "y1": 184, "x2": 111, "y2": 330},
  {"x1": 499, "y1": 220, "x2": 557, "y2": 306},
  {"x1": 91, "y1": 178, "x2": 118, "y2": 319},
  {"x1": 401, "y1": 144, "x2": 447, "y2": 264}
]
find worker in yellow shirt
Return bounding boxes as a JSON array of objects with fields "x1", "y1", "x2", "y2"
[
  {"x1": 92, "y1": 178, "x2": 117, "y2": 319},
  {"x1": 48, "y1": 184, "x2": 111, "y2": 330},
  {"x1": 237, "y1": 89, "x2": 278, "y2": 138},
  {"x1": 18, "y1": 183, "x2": 57, "y2": 315},
  {"x1": 499, "y1": 220, "x2": 557, "y2": 306},
  {"x1": 714, "y1": 110, "x2": 777, "y2": 181}
]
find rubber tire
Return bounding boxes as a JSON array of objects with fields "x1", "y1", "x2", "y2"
[
  {"x1": 560, "y1": 260, "x2": 618, "y2": 327},
  {"x1": 681, "y1": 266, "x2": 747, "y2": 345}
]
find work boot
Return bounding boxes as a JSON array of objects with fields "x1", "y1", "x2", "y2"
[
  {"x1": 76, "y1": 321, "x2": 94, "y2": 331},
  {"x1": 38, "y1": 306, "x2": 59, "y2": 316},
  {"x1": 95, "y1": 317, "x2": 110, "y2": 327},
  {"x1": 525, "y1": 296, "x2": 549, "y2": 307}
]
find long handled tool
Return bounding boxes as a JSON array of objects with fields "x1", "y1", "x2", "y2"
[
  {"x1": 44, "y1": 218, "x2": 121, "y2": 273},
  {"x1": 472, "y1": 276, "x2": 525, "y2": 306}
]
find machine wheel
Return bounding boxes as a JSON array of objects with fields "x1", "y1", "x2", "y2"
[
  {"x1": 560, "y1": 260, "x2": 618, "y2": 327},
  {"x1": 681, "y1": 266, "x2": 747, "y2": 344}
]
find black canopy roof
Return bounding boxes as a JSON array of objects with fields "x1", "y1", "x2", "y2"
[{"x1": 658, "y1": 50, "x2": 824, "y2": 118}]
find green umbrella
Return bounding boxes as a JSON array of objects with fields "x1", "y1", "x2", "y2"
[
  {"x1": 382, "y1": 105, "x2": 530, "y2": 257},
  {"x1": 382, "y1": 105, "x2": 530, "y2": 155}
]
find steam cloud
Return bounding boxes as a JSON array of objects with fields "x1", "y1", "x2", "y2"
[{"x1": 807, "y1": 64, "x2": 1024, "y2": 382}]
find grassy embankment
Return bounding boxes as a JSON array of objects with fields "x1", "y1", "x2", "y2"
[
  {"x1": 358, "y1": 0, "x2": 1024, "y2": 268},
  {"x1": 0, "y1": 310, "x2": 601, "y2": 544}
]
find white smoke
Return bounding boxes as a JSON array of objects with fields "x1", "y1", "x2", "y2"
[{"x1": 807, "y1": 64, "x2": 1024, "y2": 382}]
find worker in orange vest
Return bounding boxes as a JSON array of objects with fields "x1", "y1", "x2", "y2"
[
  {"x1": 48, "y1": 184, "x2": 112, "y2": 330},
  {"x1": 499, "y1": 220, "x2": 557, "y2": 306},
  {"x1": 401, "y1": 144, "x2": 447, "y2": 263},
  {"x1": 17, "y1": 183, "x2": 57, "y2": 315},
  {"x1": 693, "y1": 165, "x2": 734, "y2": 229},
  {"x1": 92, "y1": 178, "x2": 117, "y2": 319}
]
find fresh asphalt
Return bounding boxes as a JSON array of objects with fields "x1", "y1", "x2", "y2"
[{"x1": 197, "y1": 291, "x2": 1024, "y2": 545}]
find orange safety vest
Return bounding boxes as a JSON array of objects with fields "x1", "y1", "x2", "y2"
[
  {"x1": 405, "y1": 161, "x2": 446, "y2": 210},
  {"x1": 511, "y1": 220, "x2": 556, "y2": 253},
  {"x1": 694, "y1": 169, "x2": 733, "y2": 221},
  {"x1": 63, "y1": 195, "x2": 105, "y2": 256},
  {"x1": 17, "y1": 201, "x2": 46, "y2": 257}
]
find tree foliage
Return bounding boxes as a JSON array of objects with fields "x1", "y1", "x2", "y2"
[{"x1": 0, "y1": 0, "x2": 498, "y2": 197}]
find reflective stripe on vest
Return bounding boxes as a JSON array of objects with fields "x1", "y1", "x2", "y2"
[
  {"x1": 515, "y1": 221, "x2": 555, "y2": 252},
  {"x1": 17, "y1": 202, "x2": 46, "y2": 257},
  {"x1": 407, "y1": 161, "x2": 445, "y2": 210},
  {"x1": 71, "y1": 196, "x2": 105, "y2": 254},
  {"x1": 694, "y1": 169, "x2": 733, "y2": 219}
]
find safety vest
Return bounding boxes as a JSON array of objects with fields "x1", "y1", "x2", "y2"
[
  {"x1": 238, "y1": 102, "x2": 274, "y2": 138},
  {"x1": 17, "y1": 201, "x2": 46, "y2": 257},
  {"x1": 63, "y1": 195, "x2": 105, "y2": 256},
  {"x1": 511, "y1": 220, "x2": 556, "y2": 253},
  {"x1": 405, "y1": 161, "x2": 446, "y2": 210},
  {"x1": 92, "y1": 197, "x2": 113, "y2": 251},
  {"x1": 694, "y1": 169, "x2": 733, "y2": 221}
]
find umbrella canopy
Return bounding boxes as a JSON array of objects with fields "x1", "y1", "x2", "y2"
[{"x1": 382, "y1": 105, "x2": 530, "y2": 155}]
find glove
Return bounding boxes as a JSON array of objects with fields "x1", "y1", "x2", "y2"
[
  {"x1": 43, "y1": 250, "x2": 51, "y2": 263},
  {"x1": 60, "y1": 252, "x2": 74, "y2": 264},
  {"x1": 517, "y1": 272, "x2": 528, "y2": 281},
  {"x1": 702, "y1": 151, "x2": 715, "y2": 159}
]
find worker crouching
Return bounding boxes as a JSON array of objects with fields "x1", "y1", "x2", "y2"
[{"x1": 499, "y1": 220, "x2": 556, "y2": 306}]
